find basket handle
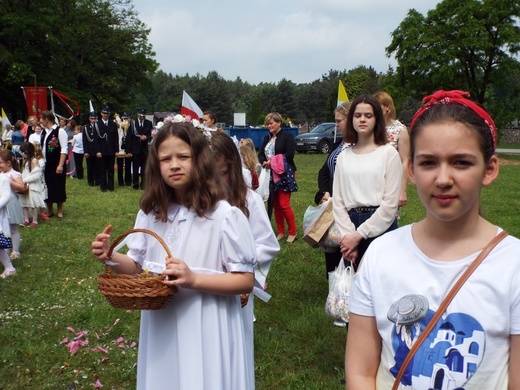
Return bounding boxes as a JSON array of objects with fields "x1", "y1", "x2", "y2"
[{"x1": 105, "y1": 228, "x2": 173, "y2": 274}]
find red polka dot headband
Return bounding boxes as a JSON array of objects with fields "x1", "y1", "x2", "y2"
[{"x1": 410, "y1": 90, "x2": 497, "y2": 152}]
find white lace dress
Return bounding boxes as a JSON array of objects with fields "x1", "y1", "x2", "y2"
[
  {"x1": 19, "y1": 159, "x2": 46, "y2": 208},
  {"x1": 126, "y1": 201, "x2": 257, "y2": 390}
]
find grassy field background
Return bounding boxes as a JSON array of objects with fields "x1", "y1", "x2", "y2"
[{"x1": 0, "y1": 152, "x2": 519, "y2": 389}]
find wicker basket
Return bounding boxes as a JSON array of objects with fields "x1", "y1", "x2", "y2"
[{"x1": 98, "y1": 228, "x2": 177, "y2": 310}]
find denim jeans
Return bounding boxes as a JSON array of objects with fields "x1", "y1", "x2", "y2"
[{"x1": 348, "y1": 209, "x2": 398, "y2": 267}]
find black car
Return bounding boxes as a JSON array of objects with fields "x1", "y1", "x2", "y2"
[{"x1": 295, "y1": 123, "x2": 338, "y2": 154}]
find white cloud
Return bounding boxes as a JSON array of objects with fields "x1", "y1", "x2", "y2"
[{"x1": 132, "y1": 0, "x2": 442, "y2": 84}]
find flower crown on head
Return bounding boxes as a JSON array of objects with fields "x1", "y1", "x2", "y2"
[{"x1": 162, "y1": 114, "x2": 212, "y2": 144}]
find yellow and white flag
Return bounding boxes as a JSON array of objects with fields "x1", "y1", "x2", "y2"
[
  {"x1": 1, "y1": 108, "x2": 11, "y2": 127},
  {"x1": 337, "y1": 80, "x2": 349, "y2": 106}
]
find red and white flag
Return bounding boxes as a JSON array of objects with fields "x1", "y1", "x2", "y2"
[{"x1": 181, "y1": 90, "x2": 203, "y2": 120}]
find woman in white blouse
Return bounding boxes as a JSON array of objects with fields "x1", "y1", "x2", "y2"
[{"x1": 332, "y1": 94, "x2": 402, "y2": 267}]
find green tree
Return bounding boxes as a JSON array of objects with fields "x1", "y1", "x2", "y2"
[
  {"x1": 276, "y1": 78, "x2": 299, "y2": 121},
  {"x1": 386, "y1": 0, "x2": 520, "y2": 106},
  {"x1": 0, "y1": 0, "x2": 157, "y2": 120},
  {"x1": 298, "y1": 81, "x2": 329, "y2": 125},
  {"x1": 343, "y1": 66, "x2": 381, "y2": 100},
  {"x1": 197, "y1": 71, "x2": 233, "y2": 124},
  {"x1": 230, "y1": 76, "x2": 253, "y2": 126}
]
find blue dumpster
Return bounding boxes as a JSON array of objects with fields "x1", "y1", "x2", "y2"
[{"x1": 224, "y1": 127, "x2": 299, "y2": 149}]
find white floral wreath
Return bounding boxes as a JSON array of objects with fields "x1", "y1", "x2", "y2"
[{"x1": 160, "y1": 114, "x2": 212, "y2": 144}]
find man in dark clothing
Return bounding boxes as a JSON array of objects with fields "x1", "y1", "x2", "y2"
[
  {"x1": 83, "y1": 111, "x2": 100, "y2": 187},
  {"x1": 95, "y1": 106, "x2": 119, "y2": 192},
  {"x1": 126, "y1": 109, "x2": 152, "y2": 190}
]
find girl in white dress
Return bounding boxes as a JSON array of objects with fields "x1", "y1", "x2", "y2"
[
  {"x1": 92, "y1": 122, "x2": 257, "y2": 390},
  {"x1": 211, "y1": 132, "x2": 280, "y2": 385},
  {"x1": 0, "y1": 172, "x2": 15, "y2": 278},
  {"x1": 18, "y1": 142, "x2": 46, "y2": 226},
  {"x1": 0, "y1": 150, "x2": 24, "y2": 259}
]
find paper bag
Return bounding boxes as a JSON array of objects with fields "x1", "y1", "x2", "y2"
[{"x1": 303, "y1": 200, "x2": 334, "y2": 246}]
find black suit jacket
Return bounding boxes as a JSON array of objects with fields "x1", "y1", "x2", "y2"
[
  {"x1": 258, "y1": 129, "x2": 297, "y2": 172},
  {"x1": 126, "y1": 118, "x2": 152, "y2": 155},
  {"x1": 96, "y1": 120, "x2": 119, "y2": 155},
  {"x1": 83, "y1": 124, "x2": 100, "y2": 155}
]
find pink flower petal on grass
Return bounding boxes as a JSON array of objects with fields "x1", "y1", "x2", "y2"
[
  {"x1": 66, "y1": 327, "x2": 75, "y2": 333},
  {"x1": 115, "y1": 337, "x2": 124, "y2": 343},
  {"x1": 101, "y1": 356, "x2": 110, "y2": 363},
  {"x1": 66, "y1": 339, "x2": 89, "y2": 355},
  {"x1": 95, "y1": 332, "x2": 100, "y2": 339},
  {"x1": 75, "y1": 331, "x2": 88, "y2": 339},
  {"x1": 91, "y1": 345, "x2": 108, "y2": 354},
  {"x1": 113, "y1": 318, "x2": 120, "y2": 326},
  {"x1": 60, "y1": 338, "x2": 69, "y2": 344},
  {"x1": 94, "y1": 379, "x2": 103, "y2": 388},
  {"x1": 130, "y1": 342, "x2": 137, "y2": 348},
  {"x1": 66, "y1": 340, "x2": 82, "y2": 355}
]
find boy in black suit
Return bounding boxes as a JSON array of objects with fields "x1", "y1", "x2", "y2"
[
  {"x1": 96, "y1": 106, "x2": 119, "y2": 192},
  {"x1": 126, "y1": 109, "x2": 152, "y2": 189}
]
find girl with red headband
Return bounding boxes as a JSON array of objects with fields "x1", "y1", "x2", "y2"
[{"x1": 345, "y1": 90, "x2": 520, "y2": 389}]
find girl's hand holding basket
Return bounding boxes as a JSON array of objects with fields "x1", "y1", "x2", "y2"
[
  {"x1": 92, "y1": 225, "x2": 177, "y2": 311},
  {"x1": 162, "y1": 257, "x2": 195, "y2": 288}
]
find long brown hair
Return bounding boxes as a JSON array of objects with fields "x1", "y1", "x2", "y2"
[
  {"x1": 211, "y1": 132, "x2": 250, "y2": 218},
  {"x1": 345, "y1": 94, "x2": 387, "y2": 145},
  {"x1": 140, "y1": 122, "x2": 226, "y2": 221},
  {"x1": 19, "y1": 142, "x2": 35, "y2": 172}
]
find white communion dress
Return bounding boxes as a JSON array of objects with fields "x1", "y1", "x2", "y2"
[{"x1": 126, "y1": 201, "x2": 257, "y2": 390}]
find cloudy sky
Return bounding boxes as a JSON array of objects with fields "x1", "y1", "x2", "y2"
[{"x1": 131, "y1": 0, "x2": 442, "y2": 85}]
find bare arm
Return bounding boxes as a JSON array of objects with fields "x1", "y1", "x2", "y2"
[
  {"x1": 91, "y1": 225, "x2": 142, "y2": 274},
  {"x1": 510, "y1": 335, "x2": 520, "y2": 389},
  {"x1": 163, "y1": 257, "x2": 254, "y2": 295},
  {"x1": 345, "y1": 313, "x2": 381, "y2": 390},
  {"x1": 9, "y1": 176, "x2": 25, "y2": 192}
]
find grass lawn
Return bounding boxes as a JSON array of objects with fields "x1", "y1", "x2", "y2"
[
  {"x1": 497, "y1": 143, "x2": 520, "y2": 149},
  {"x1": 1, "y1": 153, "x2": 519, "y2": 389}
]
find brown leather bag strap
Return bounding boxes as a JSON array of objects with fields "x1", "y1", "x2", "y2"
[{"x1": 391, "y1": 230, "x2": 508, "y2": 390}]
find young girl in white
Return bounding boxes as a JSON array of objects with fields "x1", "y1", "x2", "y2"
[
  {"x1": 346, "y1": 90, "x2": 520, "y2": 389},
  {"x1": 33, "y1": 144, "x2": 49, "y2": 221},
  {"x1": 92, "y1": 122, "x2": 257, "y2": 390},
  {"x1": 0, "y1": 171, "x2": 15, "y2": 278},
  {"x1": 0, "y1": 150, "x2": 24, "y2": 259},
  {"x1": 211, "y1": 132, "x2": 280, "y2": 384},
  {"x1": 333, "y1": 95, "x2": 402, "y2": 266},
  {"x1": 18, "y1": 142, "x2": 46, "y2": 226}
]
